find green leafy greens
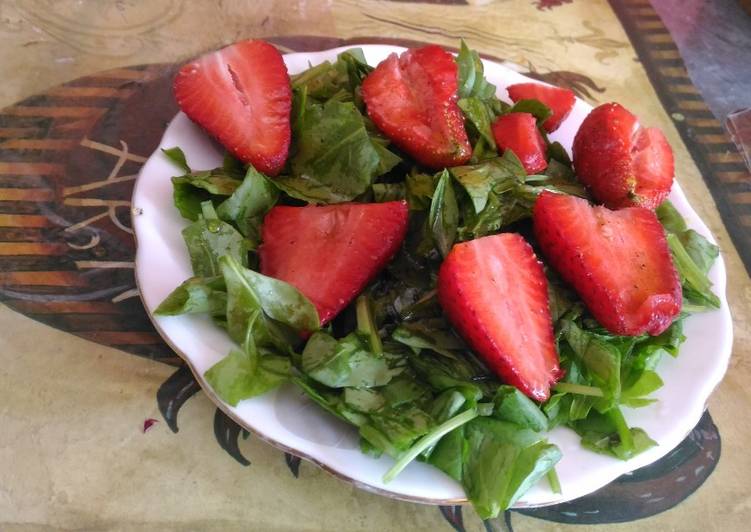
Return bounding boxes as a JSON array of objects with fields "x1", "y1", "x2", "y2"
[
  {"x1": 657, "y1": 201, "x2": 721, "y2": 311},
  {"x1": 278, "y1": 97, "x2": 392, "y2": 203}
]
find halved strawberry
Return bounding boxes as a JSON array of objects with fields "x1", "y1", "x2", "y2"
[
  {"x1": 259, "y1": 201, "x2": 409, "y2": 325},
  {"x1": 572, "y1": 103, "x2": 674, "y2": 209},
  {"x1": 437, "y1": 233, "x2": 562, "y2": 401},
  {"x1": 491, "y1": 112, "x2": 548, "y2": 174},
  {"x1": 173, "y1": 39, "x2": 292, "y2": 176},
  {"x1": 533, "y1": 191, "x2": 681, "y2": 336},
  {"x1": 507, "y1": 82, "x2": 576, "y2": 133},
  {"x1": 361, "y1": 45, "x2": 471, "y2": 169}
]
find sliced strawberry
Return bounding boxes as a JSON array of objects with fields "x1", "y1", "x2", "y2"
[
  {"x1": 491, "y1": 112, "x2": 548, "y2": 174},
  {"x1": 533, "y1": 191, "x2": 681, "y2": 336},
  {"x1": 572, "y1": 103, "x2": 674, "y2": 209},
  {"x1": 437, "y1": 233, "x2": 562, "y2": 401},
  {"x1": 173, "y1": 39, "x2": 292, "y2": 176},
  {"x1": 361, "y1": 45, "x2": 471, "y2": 169},
  {"x1": 259, "y1": 201, "x2": 408, "y2": 325},
  {"x1": 507, "y1": 82, "x2": 576, "y2": 133}
]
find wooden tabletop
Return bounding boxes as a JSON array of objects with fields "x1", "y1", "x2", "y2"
[{"x1": 0, "y1": 1, "x2": 748, "y2": 530}]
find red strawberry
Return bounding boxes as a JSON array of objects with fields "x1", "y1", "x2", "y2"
[
  {"x1": 533, "y1": 191, "x2": 681, "y2": 336},
  {"x1": 173, "y1": 39, "x2": 292, "y2": 176},
  {"x1": 572, "y1": 103, "x2": 674, "y2": 209},
  {"x1": 491, "y1": 112, "x2": 548, "y2": 174},
  {"x1": 361, "y1": 45, "x2": 471, "y2": 169},
  {"x1": 507, "y1": 83, "x2": 576, "y2": 133},
  {"x1": 259, "y1": 201, "x2": 409, "y2": 325},
  {"x1": 437, "y1": 233, "x2": 562, "y2": 401}
]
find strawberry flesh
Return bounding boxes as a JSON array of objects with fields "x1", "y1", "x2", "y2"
[
  {"x1": 533, "y1": 191, "x2": 681, "y2": 336},
  {"x1": 259, "y1": 201, "x2": 409, "y2": 326},
  {"x1": 362, "y1": 45, "x2": 471, "y2": 169},
  {"x1": 491, "y1": 112, "x2": 548, "y2": 174},
  {"x1": 507, "y1": 82, "x2": 576, "y2": 133},
  {"x1": 438, "y1": 233, "x2": 562, "y2": 401},
  {"x1": 173, "y1": 39, "x2": 292, "y2": 176},
  {"x1": 572, "y1": 103, "x2": 674, "y2": 209}
]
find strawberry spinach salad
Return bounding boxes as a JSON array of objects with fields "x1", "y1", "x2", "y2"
[{"x1": 155, "y1": 40, "x2": 720, "y2": 518}]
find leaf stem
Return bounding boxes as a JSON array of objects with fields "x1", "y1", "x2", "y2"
[
  {"x1": 356, "y1": 295, "x2": 383, "y2": 355},
  {"x1": 546, "y1": 467, "x2": 562, "y2": 494},
  {"x1": 553, "y1": 382, "x2": 604, "y2": 397},
  {"x1": 666, "y1": 233, "x2": 720, "y2": 308},
  {"x1": 606, "y1": 406, "x2": 634, "y2": 453},
  {"x1": 383, "y1": 408, "x2": 478, "y2": 483}
]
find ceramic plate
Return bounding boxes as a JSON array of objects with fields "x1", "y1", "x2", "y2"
[{"x1": 132, "y1": 45, "x2": 733, "y2": 507}]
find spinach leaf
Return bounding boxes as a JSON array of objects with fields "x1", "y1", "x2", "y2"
[
  {"x1": 165, "y1": 146, "x2": 245, "y2": 221},
  {"x1": 454, "y1": 153, "x2": 529, "y2": 239},
  {"x1": 382, "y1": 375, "x2": 432, "y2": 408},
  {"x1": 291, "y1": 48, "x2": 373, "y2": 104},
  {"x1": 620, "y1": 320, "x2": 684, "y2": 402},
  {"x1": 360, "y1": 404, "x2": 435, "y2": 458},
  {"x1": 547, "y1": 141, "x2": 572, "y2": 167},
  {"x1": 344, "y1": 387, "x2": 386, "y2": 413},
  {"x1": 372, "y1": 183, "x2": 406, "y2": 203},
  {"x1": 293, "y1": 375, "x2": 364, "y2": 425},
  {"x1": 455, "y1": 41, "x2": 508, "y2": 163},
  {"x1": 216, "y1": 166, "x2": 279, "y2": 245},
  {"x1": 392, "y1": 319, "x2": 466, "y2": 358},
  {"x1": 408, "y1": 350, "x2": 494, "y2": 398},
  {"x1": 462, "y1": 418, "x2": 561, "y2": 518},
  {"x1": 220, "y1": 255, "x2": 319, "y2": 346},
  {"x1": 383, "y1": 408, "x2": 478, "y2": 482},
  {"x1": 451, "y1": 151, "x2": 525, "y2": 213},
  {"x1": 656, "y1": 200, "x2": 688, "y2": 234},
  {"x1": 369, "y1": 129, "x2": 403, "y2": 174},
  {"x1": 427, "y1": 425, "x2": 466, "y2": 481},
  {"x1": 620, "y1": 370, "x2": 663, "y2": 408},
  {"x1": 430, "y1": 389, "x2": 473, "y2": 422},
  {"x1": 573, "y1": 407, "x2": 656, "y2": 460},
  {"x1": 561, "y1": 319, "x2": 621, "y2": 408},
  {"x1": 546, "y1": 269, "x2": 578, "y2": 323},
  {"x1": 459, "y1": 191, "x2": 523, "y2": 240},
  {"x1": 667, "y1": 233, "x2": 721, "y2": 310},
  {"x1": 204, "y1": 347, "x2": 289, "y2": 406},
  {"x1": 493, "y1": 385, "x2": 549, "y2": 432},
  {"x1": 172, "y1": 180, "x2": 213, "y2": 221},
  {"x1": 543, "y1": 158, "x2": 576, "y2": 182},
  {"x1": 450, "y1": 151, "x2": 585, "y2": 240},
  {"x1": 155, "y1": 276, "x2": 226, "y2": 316},
  {"x1": 459, "y1": 97, "x2": 497, "y2": 150},
  {"x1": 205, "y1": 310, "x2": 291, "y2": 406},
  {"x1": 182, "y1": 202, "x2": 248, "y2": 277},
  {"x1": 162, "y1": 146, "x2": 191, "y2": 173},
  {"x1": 550, "y1": 359, "x2": 598, "y2": 424},
  {"x1": 429, "y1": 170, "x2": 459, "y2": 257},
  {"x1": 301, "y1": 332, "x2": 403, "y2": 388},
  {"x1": 280, "y1": 97, "x2": 397, "y2": 203},
  {"x1": 406, "y1": 171, "x2": 435, "y2": 211},
  {"x1": 456, "y1": 39, "x2": 498, "y2": 102},
  {"x1": 222, "y1": 151, "x2": 244, "y2": 175},
  {"x1": 508, "y1": 99, "x2": 552, "y2": 125},
  {"x1": 171, "y1": 171, "x2": 241, "y2": 196},
  {"x1": 657, "y1": 201, "x2": 720, "y2": 310},
  {"x1": 681, "y1": 229, "x2": 719, "y2": 276}
]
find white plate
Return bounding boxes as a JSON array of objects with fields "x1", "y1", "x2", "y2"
[{"x1": 132, "y1": 45, "x2": 733, "y2": 507}]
